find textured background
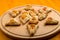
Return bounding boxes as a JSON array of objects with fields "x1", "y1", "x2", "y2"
[{"x1": 0, "y1": 0, "x2": 60, "y2": 40}]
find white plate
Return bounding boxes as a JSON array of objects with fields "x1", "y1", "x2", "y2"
[{"x1": 0, "y1": 5, "x2": 60, "y2": 39}]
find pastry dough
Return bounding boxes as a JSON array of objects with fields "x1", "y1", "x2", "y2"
[
  {"x1": 29, "y1": 10, "x2": 37, "y2": 17},
  {"x1": 24, "y1": 5, "x2": 32, "y2": 11},
  {"x1": 19, "y1": 12, "x2": 31, "y2": 24},
  {"x1": 6, "y1": 19, "x2": 20, "y2": 26},
  {"x1": 9, "y1": 10, "x2": 20, "y2": 18},
  {"x1": 45, "y1": 17, "x2": 58, "y2": 25},
  {"x1": 27, "y1": 24, "x2": 39, "y2": 36},
  {"x1": 38, "y1": 13, "x2": 47, "y2": 21},
  {"x1": 38, "y1": 7, "x2": 51, "y2": 21},
  {"x1": 29, "y1": 16, "x2": 38, "y2": 24}
]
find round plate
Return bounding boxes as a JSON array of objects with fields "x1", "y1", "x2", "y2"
[{"x1": 0, "y1": 5, "x2": 60, "y2": 39}]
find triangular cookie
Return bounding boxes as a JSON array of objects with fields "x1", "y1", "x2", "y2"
[
  {"x1": 45, "y1": 17, "x2": 58, "y2": 25},
  {"x1": 38, "y1": 13, "x2": 47, "y2": 21},
  {"x1": 6, "y1": 19, "x2": 20, "y2": 26},
  {"x1": 27, "y1": 24, "x2": 39, "y2": 36},
  {"x1": 29, "y1": 16, "x2": 38, "y2": 24},
  {"x1": 38, "y1": 7, "x2": 51, "y2": 21},
  {"x1": 9, "y1": 10, "x2": 20, "y2": 18}
]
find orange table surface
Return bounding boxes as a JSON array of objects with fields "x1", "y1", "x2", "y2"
[{"x1": 0, "y1": 0, "x2": 60, "y2": 40}]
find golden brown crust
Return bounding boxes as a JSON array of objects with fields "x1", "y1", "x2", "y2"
[{"x1": 45, "y1": 17, "x2": 58, "y2": 25}]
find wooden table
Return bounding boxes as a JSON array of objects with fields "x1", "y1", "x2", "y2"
[{"x1": 0, "y1": 0, "x2": 60, "y2": 40}]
